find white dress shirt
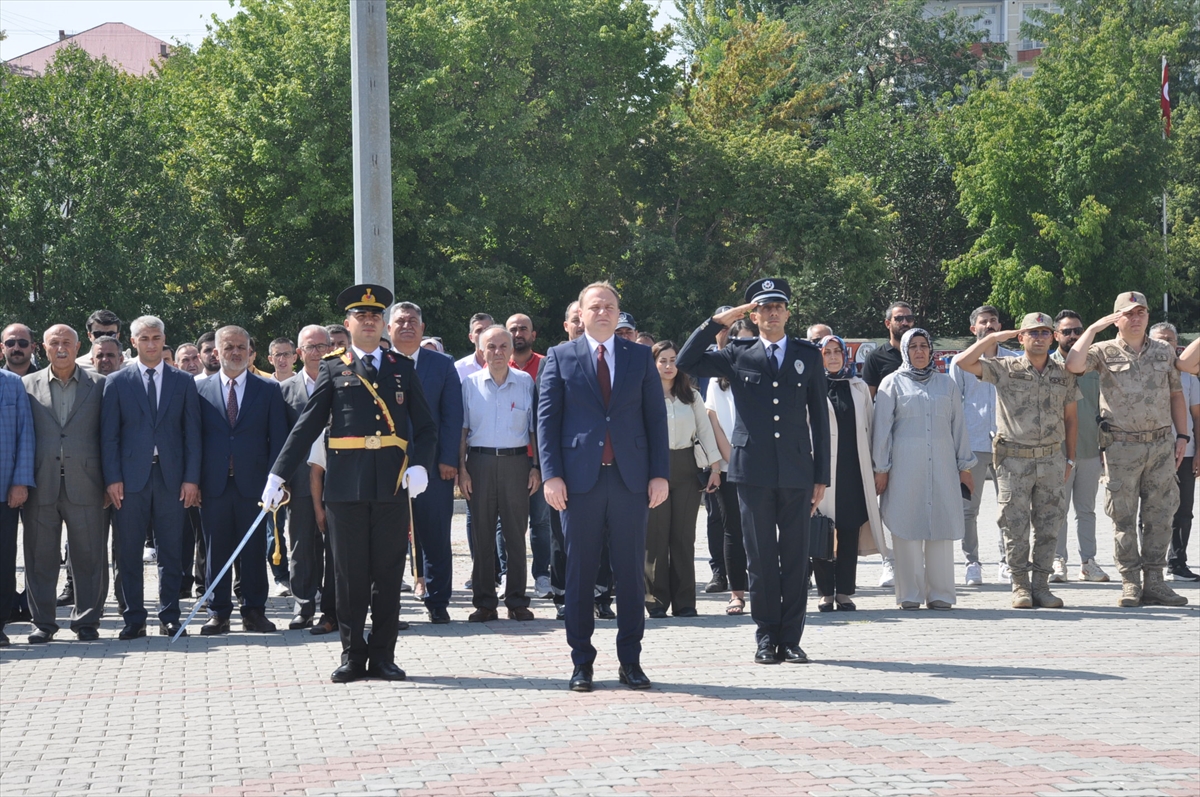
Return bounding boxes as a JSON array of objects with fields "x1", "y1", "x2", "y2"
[
  {"x1": 302, "y1": 369, "x2": 318, "y2": 398},
  {"x1": 584, "y1": 332, "x2": 616, "y2": 387},
  {"x1": 760, "y1": 336, "x2": 787, "y2": 370},
  {"x1": 136, "y1": 359, "x2": 165, "y2": 455},
  {"x1": 219, "y1": 370, "x2": 249, "y2": 420}
]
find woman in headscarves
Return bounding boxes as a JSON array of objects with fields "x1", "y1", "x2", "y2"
[
  {"x1": 813, "y1": 335, "x2": 888, "y2": 611},
  {"x1": 871, "y1": 329, "x2": 976, "y2": 610}
]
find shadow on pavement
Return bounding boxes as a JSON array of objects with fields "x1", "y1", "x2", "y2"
[{"x1": 820, "y1": 658, "x2": 1123, "y2": 681}]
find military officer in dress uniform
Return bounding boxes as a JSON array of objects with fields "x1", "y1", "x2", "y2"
[
  {"x1": 677, "y1": 278, "x2": 830, "y2": 665},
  {"x1": 263, "y1": 284, "x2": 437, "y2": 683}
]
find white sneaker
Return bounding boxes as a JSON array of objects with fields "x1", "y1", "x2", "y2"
[
  {"x1": 1049, "y1": 558, "x2": 1068, "y2": 583},
  {"x1": 534, "y1": 575, "x2": 552, "y2": 599},
  {"x1": 964, "y1": 561, "x2": 983, "y2": 586},
  {"x1": 1080, "y1": 558, "x2": 1110, "y2": 582},
  {"x1": 997, "y1": 562, "x2": 1012, "y2": 583},
  {"x1": 271, "y1": 580, "x2": 291, "y2": 598},
  {"x1": 143, "y1": 546, "x2": 157, "y2": 563},
  {"x1": 878, "y1": 559, "x2": 895, "y2": 588}
]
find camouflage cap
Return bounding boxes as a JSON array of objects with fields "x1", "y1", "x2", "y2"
[
  {"x1": 1113, "y1": 291, "x2": 1148, "y2": 313},
  {"x1": 1018, "y1": 312, "x2": 1054, "y2": 331}
]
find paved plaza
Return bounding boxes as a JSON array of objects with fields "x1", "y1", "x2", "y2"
[{"x1": 1, "y1": 487, "x2": 1198, "y2": 796}]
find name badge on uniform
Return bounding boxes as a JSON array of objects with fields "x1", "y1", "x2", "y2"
[{"x1": 794, "y1": 360, "x2": 804, "y2": 375}]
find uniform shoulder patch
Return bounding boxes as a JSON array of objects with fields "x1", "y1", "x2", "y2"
[
  {"x1": 796, "y1": 338, "x2": 820, "y2": 350},
  {"x1": 323, "y1": 347, "x2": 346, "y2": 360}
]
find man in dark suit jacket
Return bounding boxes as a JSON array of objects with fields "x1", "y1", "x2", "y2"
[
  {"x1": 22, "y1": 325, "x2": 108, "y2": 642},
  {"x1": 389, "y1": 301, "x2": 463, "y2": 624},
  {"x1": 101, "y1": 315, "x2": 201, "y2": 639},
  {"x1": 677, "y1": 278, "x2": 830, "y2": 665},
  {"x1": 266, "y1": 284, "x2": 437, "y2": 683},
  {"x1": 277, "y1": 324, "x2": 333, "y2": 630},
  {"x1": 196, "y1": 326, "x2": 290, "y2": 635},
  {"x1": 538, "y1": 281, "x2": 670, "y2": 692}
]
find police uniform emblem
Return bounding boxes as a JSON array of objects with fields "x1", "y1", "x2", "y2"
[
  {"x1": 794, "y1": 359, "x2": 804, "y2": 375},
  {"x1": 763, "y1": 280, "x2": 774, "y2": 290}
]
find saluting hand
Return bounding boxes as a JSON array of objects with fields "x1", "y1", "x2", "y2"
[{"x1": 712, "y1": 303, "x2": 757, "y2": 328}]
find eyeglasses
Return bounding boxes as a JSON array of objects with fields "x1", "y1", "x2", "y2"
[
  {"x1": 1058, "y1": 327, "x2": 1083, "y2": 336},
  {"x1": 3, "y1": 338, "x2": 31, "y2": 349},
  {"x1": 1024, "y1": 329, "x2": 1053, "y2": 339},
  {"x1": 890, "y1": 315, "x2": 915, "y2": 323},
  {"x1": 300, "y1": 343, "x2": 331, "y2": 352}
]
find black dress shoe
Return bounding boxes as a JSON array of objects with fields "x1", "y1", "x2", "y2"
[
  {"x1": 28, "y1": 628, "x2": 55, "y2": 644},
  {"x1": 330, "y1": 662, "x2": 367, "y2": 683},
  {"x1": 288, "y1": 614, "x2": 314, "y2": 630},
  {"x1": 618, "y1": 663, "x2": 652, "y2": 690},
  {"x1": 366, "y1": 662, "x2": 407, "y2": 681},
  {"x1": 468, "y1": 608, "x2": 499, "y2": 622},
  {"x1": 594, "y1": 603, "x2": 616, "y2": 620},
  {"x1": 396, "y1": 619, "x2": 410, "y2": 631},
  {"x1": 704, "y1": 577, "x2": 728, "y2": 593},
  {"x1": 555, "y1": 604, "x2": 567, "y2": 620},
  {"x1": 309, "y1": 617, "x2": 337, "y2": 635},
  {"x1": 673, "y1": 607, "x2": 698, "y2": 618},
  {"x1": 0, "y1": 631, "x2": 9, "y2": 647},
  {"x1": 56, "y1": 585, "x2": 75, "y2": 607},
  {"x1": 118, "y1": 623, "x2": 147, "y2": 640},
  {"x1": 241, "y1": 610, "x2": 277, "y2": 633},
  {"x1": 569, "y1": 663, "x2": 594, "y2": 692},
  {"x1": 754, "y1": 641, "x2": 780, "y2": 664},
  {"x1": 647, "y1": 607, "x2": 667, "y2": 619},
  {"x1": 427, "y1": 606, "x2": 451, "y2": 624},
  {"x1": 159, "y1": 622, "x2": 186, "y2": 638},
  {"x1": 200, "y1": 617, "x2": 230, "y2": 636},
  {"x1": 781, "y1": 645, "x2": 809, "y2": 664},
  {"x1": 75, "y1": 627, "x2": 100, "y2": 641}
]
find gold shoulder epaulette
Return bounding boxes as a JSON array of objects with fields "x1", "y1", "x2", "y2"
[{"x1": 323, "y1": 347, "x2": 346, "y2": 360}]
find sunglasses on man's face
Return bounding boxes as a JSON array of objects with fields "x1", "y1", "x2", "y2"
[
  {"x1": 890, "y1": 315, "x2": 915, "y2": 323},
  {"x1": 1057, "y1": 327, "x2": 1084, "y2": 336},
  {"x1": 3, "y1": 338, "x2": 31, "y2": 349}
]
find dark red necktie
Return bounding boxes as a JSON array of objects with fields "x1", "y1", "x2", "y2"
[{"x1": 597, "y1": 344, "x2": 614, "y2": 464}]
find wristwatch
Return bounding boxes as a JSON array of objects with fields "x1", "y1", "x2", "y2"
[
  {"x1": 1065, "y1": 459, "x2": 1075, "y2": 467},
  {"x1": 1178, "y1": 434, "x2": 1191, "y2": 443}
]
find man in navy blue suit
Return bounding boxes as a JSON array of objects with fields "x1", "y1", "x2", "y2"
[
  {"x1": 538, "y1": 281, "x2": 670, "y2": 692},
  {"x1": 677, "y1": 279, "x2": 830, "y2": 665},
  {"x1": 101, "y1": 315, "x2": 202, "y2": 639},
  {"x1": 389, "y1": 301, "x2": 463, "y2": 624},
  {"x1": 195, "y1": 326, "x2": 290, "y2": 635}
]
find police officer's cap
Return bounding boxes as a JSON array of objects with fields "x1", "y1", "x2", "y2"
[
  {"x1": 744, "y1": 278, "x2": 791, "y2": 306},
  {"x1": 616, "y1": 312, "x2": 637, "y2": 331},
  {"x1": 338, "y1": 284, "x2": 393, "y2": 314}
]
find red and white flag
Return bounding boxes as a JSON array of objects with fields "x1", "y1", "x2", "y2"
[{"x1": 1161, "y1": 58, "x2": 1171, "y2": 137}]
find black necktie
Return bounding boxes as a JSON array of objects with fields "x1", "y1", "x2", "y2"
[
  {"x1": 364, "y1": 353, "x2": 376, "y2": 378},
  {"x1": 766, "y1": 343, "x2": 779, "y2": 376},
  {"x1": 146, "y1": 367, "x2": 158, "y2": 423}
]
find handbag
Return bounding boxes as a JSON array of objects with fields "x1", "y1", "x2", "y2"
[
  {"x1": 693, "y1": 438, "x2": 709, "y2": 469},
  {"x1": 809, "y1": 511, "x2": 835, "y2": 561}
]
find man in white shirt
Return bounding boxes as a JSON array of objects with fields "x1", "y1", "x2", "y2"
[
  {"x1": 1151, "y1": 324, "x2": 1200, "y2": 582},
  {"x1": 454, "y1": 313, "x2": 493, "y2": 381}
]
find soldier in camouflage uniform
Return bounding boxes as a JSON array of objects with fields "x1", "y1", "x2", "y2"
[
  {"x1": 1065, "y1": 292, "x2": 1190, "y2": 608},
  {"x1": 953, "y1": 313, "x2": 1078, "y2": 609}
]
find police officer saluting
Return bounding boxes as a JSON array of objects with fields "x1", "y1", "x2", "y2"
[
  {"x1": 677, "y1": 278, "x2": 829, "y2": 665},
  {"x1": 263, "y1": 284, "x2": 437, "y2": 682},
  {"x1": 952, "y1": 313, "x2": 1078, "y2": 609}
]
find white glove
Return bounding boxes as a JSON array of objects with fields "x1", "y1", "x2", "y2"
[
  {"x1": 261, "y1": 473, "x2": 286, "y2": 510},
  {"x1": 402, "y1": 466, "x2": 428, "y2": 498}
]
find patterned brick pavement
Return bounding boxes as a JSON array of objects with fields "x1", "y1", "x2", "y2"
[{"x1": 2, "y1": 488, "x2": 1197, "y2": 796}]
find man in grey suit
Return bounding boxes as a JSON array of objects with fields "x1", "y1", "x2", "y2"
[
  {"x1": 22, "y1": 325, "x2": 108, "y2": 642},
  {"x1": 278, "y1": 324, "x2": 332, "y2": 629},
  {"x1": 101, "y1": 315, "x2": 201, "y2": 639}
]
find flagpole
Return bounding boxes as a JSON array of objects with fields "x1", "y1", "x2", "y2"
[{"x1": 1162, "y1": 55, "x2": 1169, "y2": 322}]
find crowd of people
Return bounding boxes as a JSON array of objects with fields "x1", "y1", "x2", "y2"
[{"x1": 1, "y1": 282, "x2": 1198, "y2": 688}]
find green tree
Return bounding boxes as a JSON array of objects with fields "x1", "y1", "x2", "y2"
[
  {"x1": 945, "y1": 0, "x2": 1193, "y2": 322},
  {"x1": 0, "y1": 46, "x2": 213, "y2": 338}
]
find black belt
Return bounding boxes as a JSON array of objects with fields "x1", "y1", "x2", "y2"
[{"x1": 468, "y1": 446, "x2": 526, "y2": 456}]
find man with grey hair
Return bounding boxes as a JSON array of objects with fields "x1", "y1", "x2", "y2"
[
  {"x1": 195, "y1": 326, "x2": 289, "y2": 634},
  {"x1": 101, "y1": 315, "x2": 202, "y2": 639},
  {"x1": 22, "y1": 325, "x2": 108, "y2": 642},
  {"x1": 454, "y1": 313, "x2": 494, "y2": 381},
  {"x1": 1149, "y1": 322, "x2": 1200, "y2": 582},
  {"x1": 806, "y1": 323, "x2": 833, "y2": 344},
  {"x1": 279, "y1": 324, "x2": 334, "y2": 628}
]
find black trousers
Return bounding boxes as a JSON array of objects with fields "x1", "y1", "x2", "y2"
[
  {"x1": 813, "y1": 523, "x2": 859, "y2": 597},
  {"x1": 1169, "y1": 456, "x2": 1196, "y2": 568},
  {"x1": 413, "y1": 474, "x2": 455, "y2": 611},
  {"x1": 736, "y1": 483, "x2": 812, "y2": 648},
  {"x1": 551, "y1": 504, "x2": 612, "y2": 607},
  {"x1": 181, "y1": 506, "x2": 204, "y2": 592},
  {"x1": 286, "y1": 496, "x2": 321, "y2": 618},
  {"x1": 704, "y1": 488, "x2": 725, "y2": 582},
  {"x1": 318, "y1": 521, "x2": 337, "y2": 623},
  {"x1": 201, "y1": 484, "x2": 269, "y2": 618},
  {"x1": 113, "y1": 464, "x2": 184, "y2": 627},
  {"x1": 0, "y1": 503, "x2": 18, "y2": 632},
  {"x1": 707, "y1": 475, "x2": 748, "y2": 591},
  {"x1": 325, "y1": 499, "x2": 407, "y2": 667}
]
